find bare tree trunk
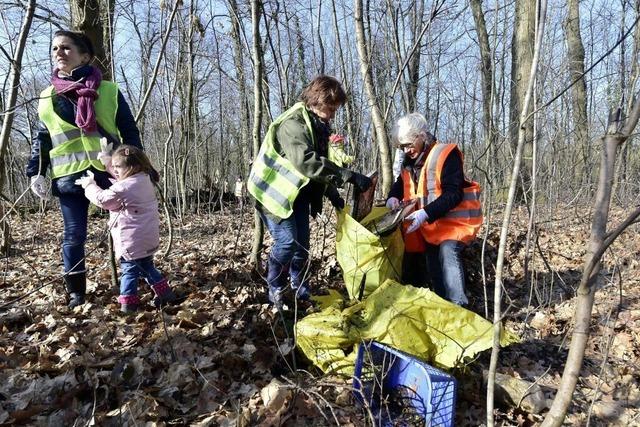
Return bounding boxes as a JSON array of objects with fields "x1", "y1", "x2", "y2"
[
  {"x1": 564, "y1": 0, "x2": 589, "y2": 188},
  {"x1": 69, "y1": 0, "x2": 115, "y2": 80},
  {"x1": 354, "y1": 0, "x2": 392, "y2": 193},
  {"x1": 509, "y1": 0, "x2": 536, "y2": 201},
  {"x1": 228, "y1": 0, "x2": 251, "y2": 174},
  {"x1": 487, "y1": 1, "x2": 546, "y2": 425},
  {"x1": 542, "y1": 98, "x2": 640, "y2": 427},
  {"x1": 250, "y1": 0, "x2": 264, "y2": 267},
  {"x1": 0, "y1": 0, "x2": 35, "y2": 254},
  {"x1": 470, "y1": 0, "x2": 499, "y2": 175}
]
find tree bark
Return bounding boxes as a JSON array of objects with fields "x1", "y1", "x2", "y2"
[
  {"x1": 0, "y1": 0, "x2": 35, "y2": 254},
  {"x1": 509, "y1": 0, "x2": 536, "y2": 201},
  {"x1": 250, "y1": 0, "x2": 264, "y2": 267},
  {"x1": 69, "y1": 0, "x2": 115, "y2": 80},
  {"x1": 564, "y1": 0, "x2": 589, "y2": 187},
  {"x1": 228, "y1": 0, "x2": 251, "y2": 173},
  {"x1": 470, "y1": 0, "x2": 499, "y2": 174},
  {"x1": 354, "y1": 0, "x2": 392, "y2": 194}
]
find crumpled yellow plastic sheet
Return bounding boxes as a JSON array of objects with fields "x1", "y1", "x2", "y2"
[
  {"x1": 297, "y1": 279, "x2": 518, "y2": 374},
  {"x1": 335, "y1": 208, "x2": 404, "y2": 300}
]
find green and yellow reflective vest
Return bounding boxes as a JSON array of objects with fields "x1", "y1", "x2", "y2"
[
  {"x1": 248, "y1": 102, "x2": 315, "y2": 219},
  {"x1": 38, "y1": 81, "x2": 120, "y2": 179}
]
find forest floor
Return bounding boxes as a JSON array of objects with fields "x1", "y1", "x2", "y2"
[{"x1": 0, "y1": 202, "x2": 639, "y2": 426}]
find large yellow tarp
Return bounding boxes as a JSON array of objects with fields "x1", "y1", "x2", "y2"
[
  {"x1": 335, "y1": 208, "x2": 404, "y2": 299},
  {"x1": 297, "y1": 279, "x2": 518, "y2": 374}
]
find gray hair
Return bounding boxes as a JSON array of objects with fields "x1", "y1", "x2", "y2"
[{"x1": 391, "y1": 112, "x2": 435, "y2": 146}]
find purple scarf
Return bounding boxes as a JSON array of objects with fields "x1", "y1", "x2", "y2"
[{"x1": 51, "y1": 66, "x2": 102, "y2": 133}]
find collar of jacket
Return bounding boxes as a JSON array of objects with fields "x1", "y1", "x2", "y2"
[{"x1": 57, "y1": 64, "x2": 94, "y2": 81}]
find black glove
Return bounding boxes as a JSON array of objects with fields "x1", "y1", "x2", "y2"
[
  {"x1": 326, "y1": 187, "x2": 345, "y2": 210},
  {"x1": 347, "y1": 171, "x2": 373, "y2": 192},
  {"x1": 330, "y1": 195, "x2": 345, "y2": 210}
]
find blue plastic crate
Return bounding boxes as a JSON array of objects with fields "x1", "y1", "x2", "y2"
[{"x1": 353, "y1": 341, "x2": 457, "y2": 426}]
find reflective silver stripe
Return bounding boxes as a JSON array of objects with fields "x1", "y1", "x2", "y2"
[
  {"x1": 425, "y1": 144, "x2": 449, "y2": 204},
  {"x1": 462, "y1": 191, "x2": 480, "y2": 201},
  {"x1": 250, "y1": 174, "x2": 290, "y2": 209},
  {"x1": 51, "y1": 150, "x2": 100, "y2": 167},
  {"x1": 262, "y1": 154, "x2": 305, "y2": 187},
  {"x1": 50, "y1": 129, "x2": 102, "y2": 146},
  {"x1": 445, "y1": 209, "x2": 483, "y2": 219}
]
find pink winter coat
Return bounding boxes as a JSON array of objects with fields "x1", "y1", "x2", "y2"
[{"x1": 84, "y1": 172, "x2": 160, "y2": 261}]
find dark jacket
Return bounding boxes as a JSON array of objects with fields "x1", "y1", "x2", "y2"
[
  {"x1": 265, "y1": 106, "x2": 352, "y2": 219},
  {"x1": 388, "y1": 144, "x2": 464, "y2": 222},
  {"x1": 26, "y1": 65, "x2": 142, "y2": 197}
]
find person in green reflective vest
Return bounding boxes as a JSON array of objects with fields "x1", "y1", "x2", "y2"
[
  {"x1": 25, "y1": 30, "x2": 142, "y2": 309},
  {"x1": 248, "y1": 75, "x2": 372, "y2": 309}
]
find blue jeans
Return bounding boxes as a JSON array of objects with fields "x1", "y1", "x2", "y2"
[
  {"x1": 59, "y1": 193, "x2": 89, "y2": 274},
  {"x1": 120, "y1": 256, "x2": 164, "y2": 296},
  {"x1": 425, "y1": 240, "x2": 468, "y2": 306},
  {"x1": 258, "y1": 201, "x2": 311, "y2": 291}
]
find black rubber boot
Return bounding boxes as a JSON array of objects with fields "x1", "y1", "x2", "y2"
[{"x1": 65, "y1": 272, "x2": 86, "y2": 309}]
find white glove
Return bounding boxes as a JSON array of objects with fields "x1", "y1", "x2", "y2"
[
  {"x1": 405, "y1": 209, "x2": 429, "y2": 234},
  {"x1": 386, "y1": 197, "x2": 400, "y2": 210},
  {"x1": 97, "y1": 137, "x2": 113, "y2": 166},
  {"x1": 30, "y1": 175, "x2": 49, "y2": 200},
  {"x1": 74, "y1": 171, "x2": 96, "y2": 189}
]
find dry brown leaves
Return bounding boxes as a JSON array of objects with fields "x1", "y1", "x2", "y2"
[{"x1": 0, "y1": 203, "x2": 639, "y2": 426}]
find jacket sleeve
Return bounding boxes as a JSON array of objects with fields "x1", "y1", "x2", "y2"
[
  {"x1": 116, "y1": 90, "x2": 142, "y2": 149},
  {"x1": 26, "y1": 121, "x2": 52, "y2": 178},
  {"x1": 276, "y1": 117, "x2": 353, "y2": 188},
  {"x1": 424, "y1": 149, "x2": 464, "y2": 222},
  {"x1": 84, "y1": 183, "x2": 124, "y2": 212},
  {"x1": 387, "y1": 174, "x2": 404, "y2": 200}
]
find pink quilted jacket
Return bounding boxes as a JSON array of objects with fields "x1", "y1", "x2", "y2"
[{"x1": 84, "y1": 172, "x2": 160, "y2": 261}]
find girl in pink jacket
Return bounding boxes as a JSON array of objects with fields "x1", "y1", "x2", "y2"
[{"x1": 75, "y1": 145, "x2": 176, "y2": 313}]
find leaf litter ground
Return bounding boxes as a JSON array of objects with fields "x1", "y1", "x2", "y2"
[{"x1": 0, "y1": 204, "x2": 638, "y2": 426}]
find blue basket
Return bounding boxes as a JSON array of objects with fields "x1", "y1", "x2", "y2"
[{"x1": 353, "y1": 341, "x2": 457, "y2": 427}]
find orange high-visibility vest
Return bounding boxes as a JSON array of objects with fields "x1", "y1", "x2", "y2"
[{"x1": 401, "y1": 143, "x2": 482, "y2": 251}]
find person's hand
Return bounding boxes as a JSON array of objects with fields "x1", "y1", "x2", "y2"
[
  {"x1": 97, "y1": 137, "x2": 113, "y2": 166},
  {"x1": 30, "y1": 175, "x2": 49, "y2": 200},
  {"x1": 347, "y1": 171, "x2": 373, "y2": 192},
  {"x1": 405, "y1": 209, "x2": 428, "y2": 233},
  {"x1": 74, "y1": 171, "x2": 96, "y2": 189},
  {"x1": 386, "y1": 197, "x2": 400, "y2": 210}
]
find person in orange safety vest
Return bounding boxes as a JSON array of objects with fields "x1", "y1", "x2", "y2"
[{"x1": 385, "y1": 113, "x2": 482, "y2": 306}]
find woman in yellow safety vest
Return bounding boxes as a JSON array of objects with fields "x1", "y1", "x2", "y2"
[
  {"x1": 26, "y1": 30, "x2": 143, "y2": 308},
  {"x1": 248, "y1": 75, "x2": 372, "y2": 309},
  {"x1": 386, "y1": 113, "x2": 482, "y2": 306}
]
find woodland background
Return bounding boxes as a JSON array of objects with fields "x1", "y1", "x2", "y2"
[{"x1": 0, "y1": 0, "x2": 639, "y2": 426}]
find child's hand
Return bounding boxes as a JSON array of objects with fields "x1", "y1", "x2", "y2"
[
  {"x1": 98, "y1": 137, "x2": 113, "y2": 166},
  {"x1": 74, "y1": 171, "x2": 96, "y2": 189}
]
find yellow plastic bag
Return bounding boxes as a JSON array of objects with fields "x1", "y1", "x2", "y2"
[
  {"x1": 335, "y1": 208, "x2": 404, "y2": 300},
  {"x1": 297, "y1": 279, "x2": 518, "y2": 373}
]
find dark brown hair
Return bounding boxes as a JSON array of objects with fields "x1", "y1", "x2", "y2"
[
  {"x1": 53, "y1": 30, "x2": 95, "y2": 58},
  {"x1": 112, "y1": 145, "x2": 155, "y2": 180},
  {"x1": 299, "y1": 75, "x2": 347, "y2": 109}
]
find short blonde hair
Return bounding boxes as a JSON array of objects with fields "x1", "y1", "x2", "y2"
[{"x1": 392, "y1": 113, "x2": 435, "y2": 146}]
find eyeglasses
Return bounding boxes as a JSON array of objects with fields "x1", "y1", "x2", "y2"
[{"x1": 398, "y1": 140, "x2": 419, "y2": 149}]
